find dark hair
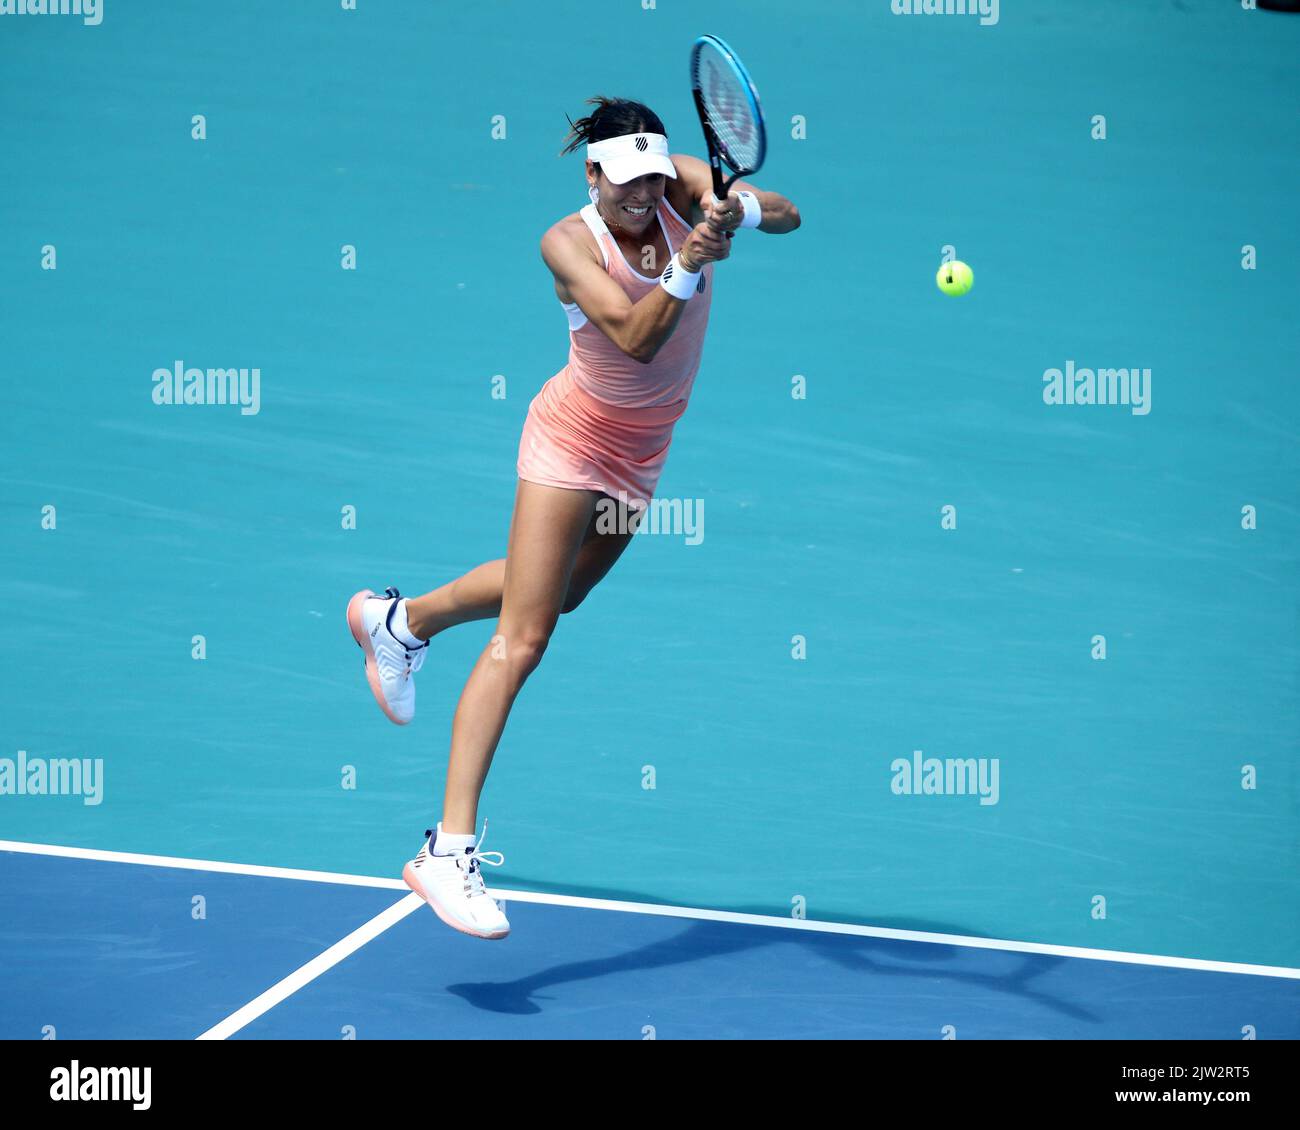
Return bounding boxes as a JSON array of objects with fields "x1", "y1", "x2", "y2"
[{"x1": 559, "y1": 96, "x2": 667, "y2": 174}]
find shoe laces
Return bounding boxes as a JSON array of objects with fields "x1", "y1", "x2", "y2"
[{"x1": 427, "y1": 821, "x2": 504, "y2": 897}]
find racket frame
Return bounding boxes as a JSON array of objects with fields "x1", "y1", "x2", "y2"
[{"x1": 689, "y1": 33, "x2": 767, "y2": 239}]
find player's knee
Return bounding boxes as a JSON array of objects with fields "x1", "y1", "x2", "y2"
[{"x1": 498, "y1": 627, "x2": 551, "y2": 678}]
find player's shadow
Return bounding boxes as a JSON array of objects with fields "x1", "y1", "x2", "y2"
[{"x1": 443, "y1": 901, "x2": 1099, "y2": 1026}]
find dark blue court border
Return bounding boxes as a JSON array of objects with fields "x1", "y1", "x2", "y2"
[{"x1": 3, "y1": 850, "x2": 1297, "y2": 1039}]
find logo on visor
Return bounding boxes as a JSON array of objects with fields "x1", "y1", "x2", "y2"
[{"x1": 635, "y1": 136, "x2": 648, "y2": 151}]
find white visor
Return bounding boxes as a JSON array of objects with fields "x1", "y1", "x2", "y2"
[{"x1": 586, "y1": 132, "x2": 677, "y2": 184}]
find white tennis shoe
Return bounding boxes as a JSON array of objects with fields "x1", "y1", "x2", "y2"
[
  {"x1": 403, "y1": 824, "x2": 511, "y2": 940},
  {"x1": 346, "y1": 586, "x2": 428, "y2": 725}
]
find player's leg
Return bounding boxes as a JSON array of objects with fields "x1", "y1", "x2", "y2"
[
  {"x1": 348, "y1": 494, "x2": 642, "y2": 727},
  {"x1": 404, "y1": 558, "x2": 505, "y2": 639},
  {"x1": 402, "y1": 480, "x2": 595, "y2": 939},
  {"x1": 403, "y1": 493, "x2": 643, "y2": 634},
  {"x1": 561, "y1": 493, "x2": 644, "y2": 612},
  {"x1": 440, "y1": 480, "x2": 597, "y2": 834}
]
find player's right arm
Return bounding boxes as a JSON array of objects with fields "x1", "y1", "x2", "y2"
[{"x1": 540, "y1": 220, "x2": 729, "y2": 364}]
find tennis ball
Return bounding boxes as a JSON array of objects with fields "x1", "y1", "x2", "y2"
[{"x1": 936, "y1": 260, "x2": 974, "y2": 297}]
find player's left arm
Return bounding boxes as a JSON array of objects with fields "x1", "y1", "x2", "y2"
[{"x1": 670, "y1": 153, "x2": 802, "y2": 234}]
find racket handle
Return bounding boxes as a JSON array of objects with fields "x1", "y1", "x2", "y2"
[{"x1": 712, "y1": 191, "x2": 737, "y2": 240}]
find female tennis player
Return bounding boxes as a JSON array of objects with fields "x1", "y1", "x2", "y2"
[{"x1": 347, "y1": 97, "x2": 800, "y2": 939}]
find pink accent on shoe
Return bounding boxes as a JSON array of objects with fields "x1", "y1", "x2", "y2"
[
  {"x1": 346, "y1": 588, "x2": 409, "y2": 727},
  {"x1": 403, "y1": 860, "x2": 510, "y2": 941}
]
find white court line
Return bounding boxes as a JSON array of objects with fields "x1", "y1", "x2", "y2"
[
  {"x1": 3, "y1": 838, "x2": 1298, "y2": 981},
  {"x1": 197, "y1": 893, "x2": 424, "y2": 1040},
  {"x1": 0, "y1": 838, "x2": 406, "y2": 890}
]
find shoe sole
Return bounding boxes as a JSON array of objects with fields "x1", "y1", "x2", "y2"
[
  {"x1": 403, "y1": 861, "x2": 510, "y2": 940},
  {"x1": 346, "y1": 588, "x2": 411, "y2": 726}
]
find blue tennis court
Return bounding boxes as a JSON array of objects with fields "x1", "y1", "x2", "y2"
[
  {"x1": 2, "y1": 0, "x2": 1298, "y2": 1039},
  {"x1": 4, "y1": 844, "x2": 1297, "y2": 1040}
]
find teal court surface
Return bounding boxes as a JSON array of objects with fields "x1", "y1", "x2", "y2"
[{"x1": 2, "y1": 2, "x2": 1298, "y2": 1038}]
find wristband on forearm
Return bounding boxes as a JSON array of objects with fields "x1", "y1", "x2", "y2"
[
  {"x1": 659, "y1": 252, "x2": 702, "y2": 300},
  {"x1": 736, "y1": 190, "x2": 762, "y2": 229}
]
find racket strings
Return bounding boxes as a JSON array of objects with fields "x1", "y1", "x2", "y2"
[{"x1": 696, "y1": 52, "x2": 761, "y2": 170}]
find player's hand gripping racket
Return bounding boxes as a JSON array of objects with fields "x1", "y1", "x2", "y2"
[{"x1": 690, "y1": 34, "x2": 767, "y2": 239}]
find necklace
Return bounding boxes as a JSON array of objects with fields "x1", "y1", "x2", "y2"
[{"x1": 597, "y1": 200, "x2": 631, "y2": 232}]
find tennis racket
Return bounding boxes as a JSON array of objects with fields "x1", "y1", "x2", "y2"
[{"x1": 690, "y1": 34, "x2": 767, "y2": 240}]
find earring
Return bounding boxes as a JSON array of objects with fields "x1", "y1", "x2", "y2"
[{"x1": 588, "y1": 184, "x2": 600, "y2": 204}]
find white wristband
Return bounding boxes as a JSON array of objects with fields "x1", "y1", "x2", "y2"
[
  {"x1": 737, "y1": 190, "x2": 762, "y2": 229},
  {"x1": 659, "y1": 252, "x2": 701, "y2": 300}
]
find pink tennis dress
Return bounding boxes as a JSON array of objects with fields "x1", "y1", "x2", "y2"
[{"x1": 516, "y1": 195, "x2": 713, "y2": 509}]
